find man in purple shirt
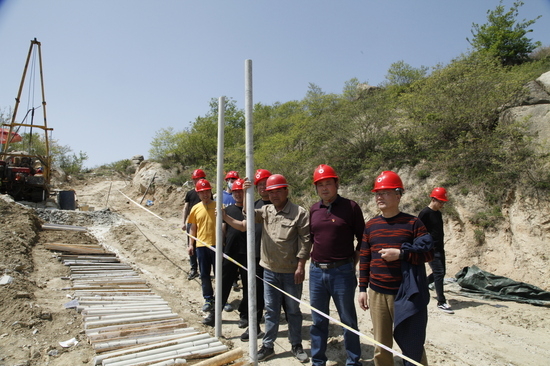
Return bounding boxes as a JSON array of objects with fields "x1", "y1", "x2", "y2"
[{"x1": 309, "y1": 164, "x2": 365, "y2": 366}]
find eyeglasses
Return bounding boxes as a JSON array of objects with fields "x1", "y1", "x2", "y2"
[{"x1": 373, "y1": 191, "x2": 396, "y2": 197}]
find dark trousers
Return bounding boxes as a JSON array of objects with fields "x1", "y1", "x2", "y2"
[
  {"x1": 221, "y1": 252, "x2": 247, "y2": 307},
  {"x1": 186, "y1": 223, "x2": 198, "y2": 271},
  {"x1": 428, "y1": 250, "x2": 446, "y2": 304},
  {"x1": 196, "y1": 246, "x2": 215, "y2": 299},
  {"x1": 221, "y1": 253, "x2": 264, "y2": 323},
  {"x1": 394, "y1": 306, "x2": 428, "y2": 366},
  {"x1": 240, "y1": 257, "x2": 265, "y2": 323}
]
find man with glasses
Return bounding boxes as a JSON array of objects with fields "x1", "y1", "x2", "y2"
[
  {"x1": 419, "y1": 187, "x2": 453, "y2": 314},
  {"x1": 358, "y1": 171, "x2": 433, "y2": 366}
]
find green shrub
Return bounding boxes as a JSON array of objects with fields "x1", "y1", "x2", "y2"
[
  {"x1": 108, "y1": 159, "x2": 132, "y2": 174},
  {"x1": 471, "y1": 206, "x2": 503, "y2": 229},
  {"x1": 416, "y1": 169, "x2": 431, "y2": 180},
  {"x1": 474, "y1": 229, "x2": 485, "y2": 246}
]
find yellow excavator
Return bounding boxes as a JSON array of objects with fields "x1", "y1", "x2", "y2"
[{"x1": 0, "y1": 38, "x2": 53, "y2": 202}]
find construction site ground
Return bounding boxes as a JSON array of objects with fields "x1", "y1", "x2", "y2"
[{"x1": 0, "y1": 175, "x2": 549, "y2": 366}]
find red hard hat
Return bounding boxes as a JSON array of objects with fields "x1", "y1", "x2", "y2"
[
  {"x1": 232, "y1": 178, "x2": 245, "y2": 191},
  {"x1": 254, "y1": 169, "x2": 272, "y2": 185},
  {"x1": 265, "y1": 174, "x2": 288, "y2": 191},
  {"x1": 195, "y1": 179, "x2": 212, "y2": 192},
  {"x1": 372, "y1": 171, "x2": 404, "y2": 192},
  {"x1": 430, "y1": 187, "x2": 448, "y2": 202},
  {"x1": 224, "y1": 171, "x2": 240, "y2": 180},
  {"x1": 192, "y1": 169, "x2": 206, "y2": 179},
  {"x1": 313, "y1": 164, "x2": 338, "y2": 184}
]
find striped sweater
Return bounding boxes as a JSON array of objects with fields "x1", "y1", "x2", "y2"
[{"x1": 359, "y1": 212, "x2": 433, "y2": 295}]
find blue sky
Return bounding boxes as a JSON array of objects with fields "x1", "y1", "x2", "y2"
[{"x1": 1, "y1": 0, "x2": 549, "y2": 168}]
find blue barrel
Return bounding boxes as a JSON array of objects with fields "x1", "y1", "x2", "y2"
[{"x1": 58, "y1": 190, "x2": 76, "y2": 210}]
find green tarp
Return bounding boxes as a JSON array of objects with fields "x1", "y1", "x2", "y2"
[{"x1": 455, "y1": 265, "x2": 550, "y2": 307}]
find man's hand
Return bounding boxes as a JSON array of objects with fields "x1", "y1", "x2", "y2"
[
  {"x1": 379, "y1": 248, "x2": 400, "y2": 262},
  {"x1": 243, "y1": 178, "x2": 252, "y2": 191},
  {"x1": 294, "y1": 259, "x2": 306, "y2": 284},
  {"x1": 188, "y1": 245, "x2": 195, "y2": 257},
  {"x1": 358, "y1": 291, "x2": 369, "y2": 311},
  {"x1": 294, "y1": 266, "x2": 305, "y2": 284}
]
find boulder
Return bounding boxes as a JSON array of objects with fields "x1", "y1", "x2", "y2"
[
  {"x1": 133, "y1": 161, "x2": 178, "y2": 194},
  {"x1": 500, "y1": 71, "x2": 550, "y2": 149},
  {"x1": 537, "y1": 70, "x2": 550, "y2": 94}
]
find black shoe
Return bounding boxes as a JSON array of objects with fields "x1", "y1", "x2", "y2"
[
  {"x1": 238, "y1": 318, "x2": 248, "y2": 329},
  {"x1": 257, "y1": 345, "x2": 274, "y2": 361},
  {"x1": 202, "y1": 311, "x2": 214, "y2": 326},
  {"x1": 188, "y1": 268, "x2": 199, "y2": 280},
  {"x1": 291, "y1": 344, "x2": 309, "y2": 363},
  {"x1": 240, "y1": 327, "x2": 264, "y2": 342},
  {"x1": 437, "y1": 302, "x2": 455, "y2": 314}
]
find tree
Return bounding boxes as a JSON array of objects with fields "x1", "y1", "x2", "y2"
[
  {"x1": 148, "y1": 97, "x2": 245, "y2": 169},
  {"x1": 149, "y1": 127, "x2": 181, "y2": 161},
  {"x1": 303, "y1": 83, "x2": 339, "y2": 117},
  {"x1": 56, "y1": 148, "x2": 89, "y2": 174},
  {"x1": 468, "y1": 1, "x2": 542, "y2": 66},
  {"x1": 384, "y1": 60, "x2": 428, "y2": 86},
  {"x1": 342, "y1": 78, "x2": 362, "y2": 100}
]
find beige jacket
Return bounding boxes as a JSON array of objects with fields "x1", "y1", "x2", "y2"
[{"x1": 256, "y1": 200, "x2": 311, "y2": 273}]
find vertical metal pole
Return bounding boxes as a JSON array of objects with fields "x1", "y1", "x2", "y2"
[
  {"x1": 215, "y1": 96, "x2": 225, "y2": 338},
  {"x1": 245, "y1": 59, "x2": 258, "y2": 364}
]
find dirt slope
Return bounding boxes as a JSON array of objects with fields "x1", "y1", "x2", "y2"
[{"x1": 0, "y1": 176, "x2": 549, "y2": 365}]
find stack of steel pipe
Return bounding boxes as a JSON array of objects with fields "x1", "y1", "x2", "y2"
[{"x1": 54, "y1": 249, "x2": 229, "y2": 365}]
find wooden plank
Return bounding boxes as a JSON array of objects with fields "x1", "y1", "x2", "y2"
[
  {"x1": 192, "y1": 348, "x2": 243, "y2": 365},
  {"x1": 60, "y1": 253, "x2": 117, "y2": 258},
  {"x1": 88, "y1": 323, "x2": 192, "y2": 344},
  {"x1": 44, "y1": 243, "x2": 106, "y2": 254}
]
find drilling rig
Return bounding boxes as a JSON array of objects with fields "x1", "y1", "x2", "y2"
[{"x1": 0, "y1": 38, "x2": 53, "y2": 202}]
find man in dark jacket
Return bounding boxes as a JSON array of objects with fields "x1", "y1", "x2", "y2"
[
  {"x1": 418, "y1": 187, "x2": 454, "y2": 314},
  {"x1": 309, "y1": 164, "x2": 364, "y2": 366}
]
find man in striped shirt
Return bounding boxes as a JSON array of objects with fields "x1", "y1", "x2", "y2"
[{"x1": 358, "y1": 171, "x2": 433, "y2": 366}]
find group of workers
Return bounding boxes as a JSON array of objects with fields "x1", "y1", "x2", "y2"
[{"x1": 181, "y1": 165, "x2": 453, "y2": 366}]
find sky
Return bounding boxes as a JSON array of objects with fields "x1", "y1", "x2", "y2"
[{"x1": 1, "y1": 1, "x2": 549, "y2": 168}]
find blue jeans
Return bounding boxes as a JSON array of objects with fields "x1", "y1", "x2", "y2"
[
  {"x1": 309, "y1": 262, "x2": 361, "y2": 366},
  {"x1": 196, "y1": 246, "x2": 215, "y2": 299},
  {"x1": 263, "y1": 269, "x2": 303, "y2": 348}
]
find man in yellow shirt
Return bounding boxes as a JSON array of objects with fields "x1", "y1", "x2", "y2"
[{"x1": 188, "y1": 178, "x2": 217, "y2": 312}]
